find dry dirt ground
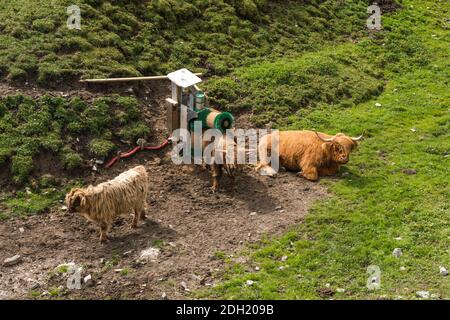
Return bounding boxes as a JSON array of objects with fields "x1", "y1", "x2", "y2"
[{"x1": 0, "y1": 81, "x2": 327, "y2": 300}]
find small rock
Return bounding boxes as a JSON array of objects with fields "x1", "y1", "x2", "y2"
[
  {"x1": 255, "y1": 266, "x2": 260, "y2": 271},
  {"x1": 281, "y1": 255, "x2": 288, "y2": 262},
  {"x1": 83, "y1": 274, "x2": 94, "y2": 287},
  {"x1": 395, "y1": 236, "x2": 402, "y2": 241},
  {"x1": 123, "y1": 250, "x2": 133, "y2": 257},
  {"x1": 92, "y1": 165, "x2": 98, "y2": 172},
  {"x1": 402, "y1": 168, "x2": 417, "y2": 175},
  {"x1": 19, "y1": 227, "x2": 25, "y2": 233},
  {"x1": 180, "y1": 281, "x2": 189, "y2": 291},
  {"x1": 95, "y1": 159, "x2": 104, "y2": 165},
  {"x1": 278, "y1": 266, "x2": 285, "y2": 270},
  {"x1": 161, "y1": 292, "x2": 167, "y2": 300},
  {"x1": 439, "y1": 266, "x2": 448, "y2": 276},
  {"x1": 392, "y1": 248, "x2": 402, "y2": 258},
  {"x1": 275, "y1": 205, "x2": 282, "y2": 210},
  {"x1": 246, "y1": 280, "x2": 254, "y2": 286},
  {"x1": 336, "y1": 288, "x2": 345, "y2": 293},
  {"x1": 325, "y1": 283, "x2": 331, "y2": 288},
  {"x1": 139, "y1": 247, "x2": 160, "y2": 262},
  {"x1": 399, "y1": 266, "x2": 406, "y2": 271},
  {"x1": 375, "y1": 103, "x2": 382, "y2": 107},
  {"x1": 114, "y1": 269, "x2": 124, "y2": 273},
  {"x1": 61, "y1": 205, "x2": 68, "y2": 211},
  {"x1": 416, "y1": 291, "x2": 430, "y2": 299},
  {"x1": 3, "y1": 255, "x2": 22, "y2": 267}
]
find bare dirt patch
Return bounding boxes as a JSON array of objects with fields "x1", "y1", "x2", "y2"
[
  {"x1": 0, "y1": 79, "x2": 328, "y2": 300},
  {"x1": 0, "y1": 158, "x2": 326, "y2": 299}
]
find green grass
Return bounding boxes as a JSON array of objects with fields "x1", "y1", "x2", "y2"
[
  {"x1": 0, "y1": 94, "x2": 149, "y2": 185},
  {"x1": 201, "y1": 0, "x2": 450, "y2": 299},
  {"x1": 0, "y1": 0, "x2": 371, "y2": 85}
]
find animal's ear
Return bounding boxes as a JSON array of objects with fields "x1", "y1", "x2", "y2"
[{"x1": 321, "y1": 142, "x2": 332, "y2": 152}]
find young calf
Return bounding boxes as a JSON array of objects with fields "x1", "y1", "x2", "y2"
[{"x1": 65, "y1": 165, "x2": 149, "y2": 242}]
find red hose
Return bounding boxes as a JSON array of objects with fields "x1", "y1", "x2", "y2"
[{"x1": 105, "y1": 138, "x2": 170, "y2": 169}]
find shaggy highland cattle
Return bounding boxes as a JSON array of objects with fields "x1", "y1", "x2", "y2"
[
  {"x1": 65, "y1": 165, "x2": 149, "y2": 242},
  {"x1": 257, "y1": 130, "x2": 363, "y2": 181},
  {"x1": 190, "y1": 129, "x2": 245, "y2": 192}
]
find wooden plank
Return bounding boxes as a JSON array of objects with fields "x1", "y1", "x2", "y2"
[{"x1": 79, "y1": 73, "x2": 203, "y2": 83}]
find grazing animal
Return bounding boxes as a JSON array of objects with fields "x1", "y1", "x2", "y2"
[
  {"x1": 65, "y1": 165, "x2": 149, "y2": 242},
  {"x1": 191, "y1": 129, "x2": 244, "y2": 192},
  {"x1": 256, "y1": 130, "x2": 363, "y2": 181}
]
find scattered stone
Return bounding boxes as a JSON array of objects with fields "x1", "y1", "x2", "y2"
[
  {"x1": 123, "y1": 250, "x2": 133, "y2": 257},
  {"x1": 439, "y1": 266, "x2": 448, "y2": 276},
  {"x1": 402, "y1": 168, "x2": 417, "y2": 175},
  {"x1": 392, "y1": 248, "x2": 402, "y2": 258},
  {"x1": 416, "y1": 291, "x2": 430, "y2": 299},
  {"x1": 275, "y1": 205, "x2": 282, "y2": 210},
  {"x1": 246, "y1": 280, "x2": 254, "y2": 286},
  {"x1": 255, "y1": 266, "x2": 260, "y2": 271},
  {"x1": 375, "y1": 102, "x2": 382, "y2": 107},
  {"x1": 410, "y1": 128, "x2": 417, "y2": 133},
  {"x1": 139, "y1": 247, "x2": 160, "y2": 262},
  {"x1": 92, "y1": 165, "x2": 98, "y2": 172},
  {"x1": 180, "y1": 281, "x2": 189, "y2": 292},
  {"x1": 250, "y1": 211, "x2": 257, "y2": 216},
  {"x1": 395, "y1": 236, "x2": 402, "y2": 241},
  {"x1": 161, "y1": 292, "x2": 167, "y2": 300},
  {"x1": 281, "y1": 255, "x2": 288, "y2": 262},
  {"x1": 336, "y1": 288, "x2": 345, "y2": 293},
  {"x1": 61, "y1": 205, "x2": 68, "y2": 211},
  {"x1": 83, "y1": 274, "x2": 94, "y2": 287},
  {"x1": 95, "y1": 159, "x2": 104, "y2": 165},
  {"x1": 19, "y1": 227, "x2": 25, "y2": 233},
  {"x1": 325, "y1": 283, "x2": 331, "y2": 288},
  {"x1": 278, "y1": 266, "x2": 285, "y2": 270},
  {"x1": 3, "y1": 255, "x2": 22, "y2": 267},
  {"x1": 279, "y1": 209, "x2": 285, "y2": 213},
  {"x1": 399, "y1": 266, "x2": 406, "y2": 271},
  {"x1": 114, "y1": 269, "x2": 124, "y2": 273}
]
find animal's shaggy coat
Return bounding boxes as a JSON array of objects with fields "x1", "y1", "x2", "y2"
[
  {"x1": 257, "y1": 130, "x2": 360, "y2": 181},
  {"x1": 65, "y1": 165, "x2": 149, "y2": 242},
  {"x1": 190, "y1": 129, "x2": 243, "y2": 192}
]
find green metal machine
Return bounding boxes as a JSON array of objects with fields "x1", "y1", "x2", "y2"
[{"x1": 165, "y1": 69, "x2": 234, "y2": 133}]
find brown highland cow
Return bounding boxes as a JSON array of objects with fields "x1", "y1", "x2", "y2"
[
  {"x1": 65, "y1": 165, "x2": 149, "y2": 242},
  {"x1": 257, "y1": 130, "x2": 363, "y2": 181}
]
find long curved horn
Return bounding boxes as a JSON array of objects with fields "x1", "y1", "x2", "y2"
[
  {"x1": 350, "y1": 131, "x2": 365, "y2": 142},
  {"x1": 314, "y1": 131, "x2": 334, "y2": 142}
]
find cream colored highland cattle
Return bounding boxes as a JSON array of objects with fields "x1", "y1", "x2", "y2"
[
  {"x1": 65, "y1": 165, "x2": 149, "y2": 242},
  {"x1": 257, "y1": 130, "x2": 363, "y2": 181},
  {"x1": 190, "y1": 129, "x2": 245, "y2": 192}
]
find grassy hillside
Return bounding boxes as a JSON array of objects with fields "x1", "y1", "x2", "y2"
[
  {"x1": 0, "y1": 0, "x2": 370, "y2": 85},
  {"x1": 201, "y1": 0, "x2": 450, "y2": 299}
]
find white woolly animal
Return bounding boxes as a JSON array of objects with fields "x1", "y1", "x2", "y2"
[{"x1": 65, "y1": 165, "x2": 149, "y2": 242}]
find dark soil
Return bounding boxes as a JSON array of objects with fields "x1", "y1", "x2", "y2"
[{"x1": 0, "y1": 79, "x2": 328, "y2": 300}]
